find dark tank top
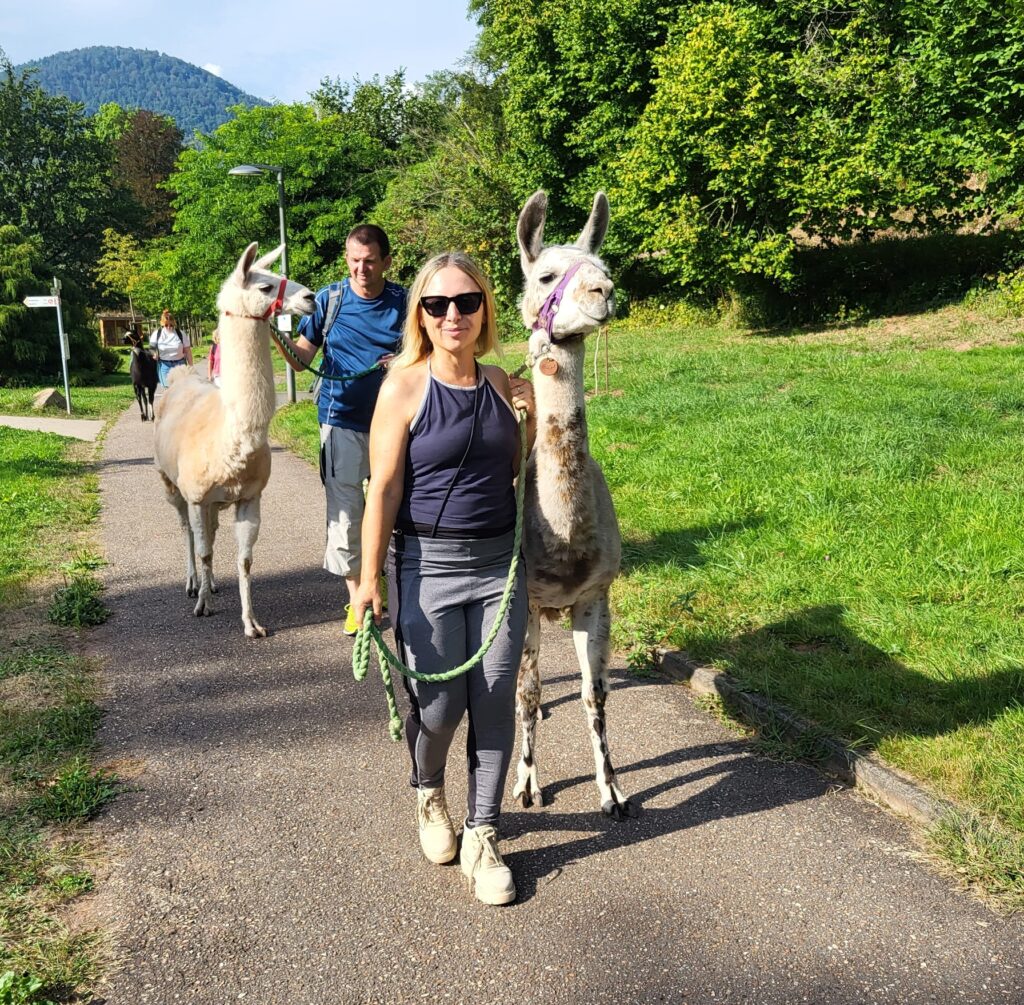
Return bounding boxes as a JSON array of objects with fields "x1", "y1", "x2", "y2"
[{"x1": 396, "y1": 363, "x2": 519, "y2": 537}]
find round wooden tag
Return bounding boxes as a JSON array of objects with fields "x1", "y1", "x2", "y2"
[{"x1": 539, "y1": 357, "x2": 559, "y2": 376}]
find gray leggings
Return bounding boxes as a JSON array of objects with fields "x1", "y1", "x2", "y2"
[{"x1": 387, "y1": 530, "x2": 528, "y2": 829}]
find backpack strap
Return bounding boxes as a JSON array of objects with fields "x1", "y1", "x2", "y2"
[{"x1": 320, "y1": 282, "x2": 345, "y2": 343}]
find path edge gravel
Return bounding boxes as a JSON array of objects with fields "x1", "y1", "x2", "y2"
[{"x1": 656, "y1": 649, "x2": 955, "y2": 826}]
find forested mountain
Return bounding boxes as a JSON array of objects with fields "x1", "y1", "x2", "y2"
[{"x1": 16, "y1": 46, "x2": 267, "y2": 136}]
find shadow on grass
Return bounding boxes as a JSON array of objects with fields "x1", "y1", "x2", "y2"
[
  {"x1": 621, "y1": 517, "x2": 762, "y2": 574},
  {"x1": 702, "y1": 603, "x2": 1024, "y2": 751}
]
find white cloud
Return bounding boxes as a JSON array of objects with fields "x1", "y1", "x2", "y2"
[{"x1": 202, "y1": 62, "x2": 222, "y2": 77}]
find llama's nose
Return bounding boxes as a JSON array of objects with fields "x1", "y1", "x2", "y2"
[{"x1": 590, "y1": 277, "x2": 613, "y2": 297}]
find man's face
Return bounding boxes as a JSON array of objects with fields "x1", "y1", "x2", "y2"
[{"x1": 345, "y1": 239, "x2": 391, "y2": 296}]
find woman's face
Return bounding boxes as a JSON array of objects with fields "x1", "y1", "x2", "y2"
[{"x1": 419, "y1": 266, "x2": 485, "y2": 356}]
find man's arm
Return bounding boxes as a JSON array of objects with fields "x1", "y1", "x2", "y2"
[{"x1": 274, "y1": 332, "x2": 319, "y2": 370}]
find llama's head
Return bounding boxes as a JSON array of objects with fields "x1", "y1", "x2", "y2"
[
  {"x1": 216, "y1": 242, "x2": 316, "y2": 320},
  {"x1": 517, "y1": 191, "x2": 615, "y2": 362}
]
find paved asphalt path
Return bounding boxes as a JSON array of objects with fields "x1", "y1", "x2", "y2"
[{"x1": 90, "y1": 402, "x2": 1024, "y2": 1005}]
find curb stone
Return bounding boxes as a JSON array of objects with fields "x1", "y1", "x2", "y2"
[{"x1": 656, "y1": 648, "x2": 955, "y2": 827}]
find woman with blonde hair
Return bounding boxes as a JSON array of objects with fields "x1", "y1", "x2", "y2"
[
  {"x1": 149, "y1": 309, "x2": 193, "y2": 387},
  {"x1": 354, "y1": 251, "x2": 535, "y2": 905}
]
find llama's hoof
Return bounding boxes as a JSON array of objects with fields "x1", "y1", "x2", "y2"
[
  {"x1": 512, "y1": 778, "x2": 544, "y2": 809},
  {"x1": 193, "y1": 598, "x2": 213, "y2": 617},
  {"x1": 244, "y1": 621, "x2": 267, "y2": 638},
  {"x1": 601, "y1": 795, "x2": 639, "y2": 820}
]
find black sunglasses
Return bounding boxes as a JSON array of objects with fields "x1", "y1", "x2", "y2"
[{"x1": 419, "y1": 292, "x2": 484, "y2": 318}]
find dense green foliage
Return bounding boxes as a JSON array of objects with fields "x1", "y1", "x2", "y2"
[
  {"x1": 6, "y1": 5, "x2": 1024, "y2": 368},
  {"x1": 158, "y1": 99, "x2": 391, "y2": 315},
  {"x1": 0, "y1": 225, "x2": 104, "y2": 384},
  {"x1": 17, "y1": 46, "x2": 267, "y2": 137},
  {"x1": 0, "y1": 60, "x2": 110, "y2": 293},
  {"x1": 472, "y1": 0, "x2": 1024, "y2": 298}
]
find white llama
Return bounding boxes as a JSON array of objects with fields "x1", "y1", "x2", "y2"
[
  {"x1": 512, "y1": 191, "x2": 637, "y2": 819},
  {"x1": 153, "y1": 242, "x2": 315, "y2": 638}
]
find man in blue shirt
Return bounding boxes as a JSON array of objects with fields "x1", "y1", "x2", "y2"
[{"x1": 276, "y1": 224, "x2": 407, "y2": 632}]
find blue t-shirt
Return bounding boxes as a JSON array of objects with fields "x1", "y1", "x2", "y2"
[{"x1": 297, "y1": 278, "x2": 407, "y2": 431}]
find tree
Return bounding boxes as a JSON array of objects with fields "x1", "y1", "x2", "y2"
[
  {"x1": 0, "y1": 53, "x2": 110, "y2": 292},
  {"x1": 472, "y1": 0, "x2": 1024, "y2": 299},
  {"x1": 373, "y1": 70, "x2": 524, "y2": 329},
  {"x1": 94, "y1": 103, "x2": 183, "y2": 237},
  {"x1": 0, "y1": 224, "x2": 101, "y2": 383},
  {"x1": 160, "y1": 102, "x2": 388, "y2": 318},
  {"x1": 96, "y1": 228, "x2": 168, "y2": 317}
]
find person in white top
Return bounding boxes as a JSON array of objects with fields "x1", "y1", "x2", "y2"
[{"x1": 149, "y1": 309, "x2": 193, "y2": 387}]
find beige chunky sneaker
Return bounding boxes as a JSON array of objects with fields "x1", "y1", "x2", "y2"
[
  {"x1": 460, "y1": 824, "x2": 516, "y2": 905},
  {"x1": 416, "y1": 787, "x2": 457, "y2": 864}
]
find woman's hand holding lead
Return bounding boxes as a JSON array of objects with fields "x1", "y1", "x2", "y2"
[{"x1": 509, "y1": 376, "x2": 535, "y2": 417}]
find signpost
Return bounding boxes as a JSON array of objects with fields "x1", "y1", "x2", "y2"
[{"x1": 23, "y1": 277, "x2": 72, "y2": 414}]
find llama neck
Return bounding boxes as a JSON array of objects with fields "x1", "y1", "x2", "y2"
[
  {"x1": 217, "y1": 315, "x2": 276, "y2": 449},
  {"x1": 533, "y1": 341, "x2": 594, "y2": 542}
]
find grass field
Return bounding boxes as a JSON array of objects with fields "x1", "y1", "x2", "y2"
[
  {"x1": 271, "y1": 304, "x2": 1024, "y2": 902},
  {"x1": 0, "y1": 426, "x2": 113, "y2": 1001}
]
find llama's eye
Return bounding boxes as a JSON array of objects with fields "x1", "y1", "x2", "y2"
[
  {"x1": 539, "y1": 273, "x2": 556, "y2": 284},
  {"x1": 257, "y1": 283, "x2": 274, "y2": 292}
]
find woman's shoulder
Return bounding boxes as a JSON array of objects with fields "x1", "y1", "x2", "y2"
[
  {"x1": 379, "y1": 362, "x2": 428, "y2": 410},
  {"x1": 480, "y1": 363, "x2": 511, "y2": 387}
]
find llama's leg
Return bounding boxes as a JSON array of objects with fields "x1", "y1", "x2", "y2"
[
  {"x1": 235, "y1": 496, "x2": 266, "y2": 638},
  {"x1": 188, "y1": 502, "x2": 216, "y2": 618},
  {"x1": 146, "y1": 386, "x2": 156, "y2": 421},
  {"x1": 172, "y1": 495, "x2": 198, "y2": 597},
  {"x1": 135, "y1": 386, "x2": 146, "y2": 421},
  {"x1": 512, "y1": 604, "x2": 543, "y2": 808},
  {"x1": 208, "y1": 507, "x2": 219, "y2": 594},
  {"x1": 572, "y1": 593, "x2": 636, "y2": 819}
]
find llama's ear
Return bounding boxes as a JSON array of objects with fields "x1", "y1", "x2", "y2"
[
  {"x1": 254, "y1": 244, "x2": 285, "y2": 272},
  {"x1": 517, "y1": 190, "x2": 548, "y2": 274},
  {"x1": 233, "y1": 242, "x2": 260, "y2": 283},
  {"x1": 574, "y1": 192, "x2": 609, "y2": 254}
]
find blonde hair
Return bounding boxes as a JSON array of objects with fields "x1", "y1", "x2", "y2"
[
  {"x1": 160, "y1": 309, "x2": 175, "y2": 327},
  {"x1": 391, "y1": 252, "x2": 501, "y2": 372}
]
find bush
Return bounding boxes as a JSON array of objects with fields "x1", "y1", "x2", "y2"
[{"x1": 98, "y1": 346, "x2": 122, "y2": 374}]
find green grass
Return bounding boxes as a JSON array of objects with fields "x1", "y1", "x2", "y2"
[
  {"x1": 593, "y1": 313, "x2": 1024, "y2": 837},
  {"x1": 0, "y1": 374, "x2": 137, "y2": 420},
  {"x1": 0, "y1": 430, "x2": 99, "y2": 607},
  {"x1": 0, "y1": 423, "x2": 113, "y2": 1001}
]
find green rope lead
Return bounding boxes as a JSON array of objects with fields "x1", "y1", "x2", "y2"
[
  {"x1": 353, "y1": 414, "x2": 528, "y2": 742},
  {"x1": 273, "y1": 330, "x2": 381, "y2": 383}
]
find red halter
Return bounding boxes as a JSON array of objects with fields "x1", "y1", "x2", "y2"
[{"x1": 225, "y1": 276, "x2": 289, "y2": 320}]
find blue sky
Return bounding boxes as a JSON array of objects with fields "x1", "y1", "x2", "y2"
[{"x1": 1, "y1": 0, "x2": 481, "y2": 102}]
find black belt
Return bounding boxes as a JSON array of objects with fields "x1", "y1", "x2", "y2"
[{"x1": 394, "y1": 521, "x2": 514, "y2": 540}]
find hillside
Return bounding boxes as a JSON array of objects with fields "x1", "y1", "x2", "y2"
[{"x1": 16, "y1": 46, "x2": 268, "y2": 136}]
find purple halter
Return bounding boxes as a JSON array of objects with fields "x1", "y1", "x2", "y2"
[{"x1": 533, "y1": 261, "x2": 583, "y2": 343}]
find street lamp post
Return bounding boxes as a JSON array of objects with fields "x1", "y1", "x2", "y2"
[{"x1": 228, "y1": 162, "x2": 297, "y2": 403}]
